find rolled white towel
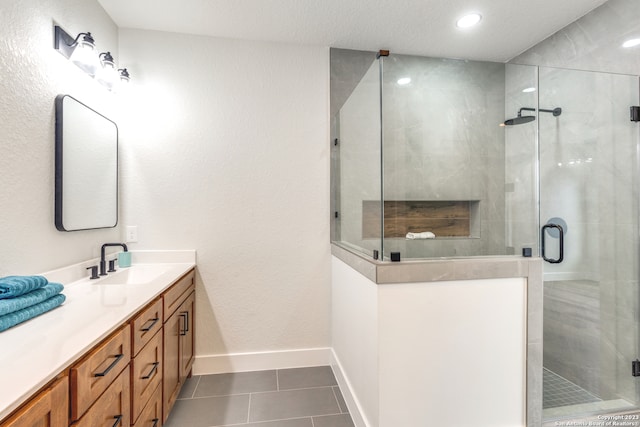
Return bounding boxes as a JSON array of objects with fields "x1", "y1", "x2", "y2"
[{"x1": 406, "y1": 231, "x2": 436, "y2": 239}]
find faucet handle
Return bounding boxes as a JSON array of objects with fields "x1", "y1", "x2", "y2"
[
  {"x1": 108, "y1": 258, "x2": 118, "y2": 273},
  {"x1": 86, "y1": 265, "x2": 99, "y2": 280}
]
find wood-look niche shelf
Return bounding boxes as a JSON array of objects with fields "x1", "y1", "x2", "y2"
[{"x1": 362, "y1": 200, "x2": 477, "y2": 239}]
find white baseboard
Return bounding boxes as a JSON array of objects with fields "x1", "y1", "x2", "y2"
[
  {"x1": 330, "y1": 349, "x2": 370, "y2": 427},
  {"x1": 193, "y1": 347, "x2": 333, "y2": 374}
]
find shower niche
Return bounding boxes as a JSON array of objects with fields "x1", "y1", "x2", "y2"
[{"x1": 361, "y1": 200, "x2": 480, "y2": 239}]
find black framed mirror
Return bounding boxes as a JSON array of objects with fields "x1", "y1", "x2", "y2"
[{"x1": 55, "y1": 94, "x2": 118, "y2": 231}]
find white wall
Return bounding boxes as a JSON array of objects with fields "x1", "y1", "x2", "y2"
[
  {"x1": 331, "y1": 257, "x2": 379, "y2": 427},
  {"x1": 0, "y1": 0, "x2": 121, "y2": 276},
  {"x1": 117, "y1": 29, "x2": 332, "y2": 368},
  {"x1": 378, "y1": 278, "x2": 526, "y2": 427}
]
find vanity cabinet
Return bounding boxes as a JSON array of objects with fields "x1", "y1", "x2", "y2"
[
  {"x1": 1, "y1": 376, "x2": 68, "y2": 427},
  {"x1": 0, "y1": 267, "x2": 196, "y2": 427},
  {"x1": 162, "y1": 271, "x2": 195, "y2": 423}
]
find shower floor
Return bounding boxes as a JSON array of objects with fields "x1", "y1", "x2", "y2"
[{"x1": 543, "y1": 368, "x2": 601, "y2": 409}]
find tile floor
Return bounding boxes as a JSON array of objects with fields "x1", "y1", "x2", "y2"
[
  {"x1": 164, "y1": 366, "x2": 355, "y2": 427},
  {"x1": 543, "y1": 367, "x2": 601, "y2": 409}
]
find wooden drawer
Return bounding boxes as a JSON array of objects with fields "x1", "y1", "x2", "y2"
[
  {"x1": 163, "y1": 270, "x2": 195, "y2": 322},
  {"x1": 72, "y1": 368, "x2": 130, "y2": 427},
  {"x1": 132, "y1": 298, "x2": 163, "y2": 356},
  {"x1": 2, "y1": 376, "x2": 68, "y2": 427},
  {"x1": 131, "y1": 329, "x2": 163, "y2": 423},
  {"x1": 132, "y1": 384, "x2": 162, "y2": 427},
  {"x1": 71, "y1": 325, "x2": 131, "y2": 421}
]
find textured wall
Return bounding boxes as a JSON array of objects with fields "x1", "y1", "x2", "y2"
[
  {"x1": 0, "y1": 0, "x2": 121, "y2": 275},
  {"x1": 117, "y1": 29, "x2": 331, "y2": 359}
]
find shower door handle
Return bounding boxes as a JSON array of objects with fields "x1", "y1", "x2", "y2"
[{"x1": 541, "y1": 223, "x2": 564, "y2": 263}]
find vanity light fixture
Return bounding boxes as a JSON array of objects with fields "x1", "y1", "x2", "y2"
[
  {"x1": 118, "y1": 68, "x2": 130, "y2": 84},
  {"x1": 397, "y1": 77, "x2": 412, "y2": 85},
  {"x1": 54, "y1": 26, "x2": 100, "y2": 75},
  {"x1": 96, "y1": 52, "x2": 119, "y2": 90},
  {"x1": 54, "y1": 25, "x2": 132, "y2": 90},
  {"x1": 622, "y1": 38, "x2": 640, "y2": 48},
  {"x1": 456, "y1": 13, "x2": 482, "y2": 29},
  {"x1": 522, "y1": 87, "x2": 536, "y2": 93}
]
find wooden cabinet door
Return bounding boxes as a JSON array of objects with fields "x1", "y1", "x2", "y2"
[
  {"x1": 162, "y1": 309, "x2": 181, "y2": 423},
  {"x1": 2, "y1": 376, "x2": 68, "y2": 427},
  {"x1": 179, "y1": 292, "x2": 195, "y2": 381}
]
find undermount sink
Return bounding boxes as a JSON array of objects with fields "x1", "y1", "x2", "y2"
[{"x1": 96, "y1": 264, "x2": 168, "y2": 285}]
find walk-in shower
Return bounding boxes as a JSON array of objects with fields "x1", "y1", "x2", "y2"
[{"x1": 330, "y1": 48, "x2": 640, "y2": 424}]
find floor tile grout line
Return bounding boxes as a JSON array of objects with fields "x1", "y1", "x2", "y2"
[
  {"x1": 330, "y1": 385, "x2": 343, "y2": 414},
  {"x1": 218, "y1": 415, "x2": 320, "y2": 427},
  {"x1": 186, "y1": 392, "x2": 252, "y2": 401},
  {"x1": 190, "y1": 384, "x2": 341, "y2": 400},
  {"x1": 246, "y1": 392, "x2": 252, "y2": 424},
  {"x1": 250, "y1": 384, "x2": 340, "y2": 397},
  {"x1": 190, "y1": 375, "x2": 202, "y2": 399}
]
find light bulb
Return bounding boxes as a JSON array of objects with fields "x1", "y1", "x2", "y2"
[
  {"x1": 96, "y1": 52, "x2": 119, "y2": 90},
  {"x1": 69, "y1": 33, "x2": 99, "y2": 76}
]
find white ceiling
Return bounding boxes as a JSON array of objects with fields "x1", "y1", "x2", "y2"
[{"x1": 97, "y1": 0, "x2": 609, "y2": 62}]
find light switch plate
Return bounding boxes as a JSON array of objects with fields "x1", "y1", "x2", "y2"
[{"x1": 126, "y1": 226, "x2": 138, "y2": 243}]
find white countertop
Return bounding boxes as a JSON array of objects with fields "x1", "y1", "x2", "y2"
[{"x1": 0, "y1": 250, "x2": 196, "y2": 421}]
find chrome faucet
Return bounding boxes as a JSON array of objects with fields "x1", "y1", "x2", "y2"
[{"x1": 100, "y1": 243, "x2": 128, "y2": 276}]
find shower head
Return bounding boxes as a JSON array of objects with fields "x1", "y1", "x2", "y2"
[
  {"x1": 503, "y1": 115, "x2": 536, "y2": 126},
  {"x1": 501, "y1": 106, "x2": 562, "y2": 126}
]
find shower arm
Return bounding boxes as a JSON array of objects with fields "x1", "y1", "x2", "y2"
[{"x1": 518, "y1": 107, "x2": 562, "y2": 117}]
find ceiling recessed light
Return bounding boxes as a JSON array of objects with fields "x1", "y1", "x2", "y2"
[
  {"x1": 522, "y1": 87, "x2": 536, "y2": 93},
  {"x1": 456, "y1": 13, "x2": 482, "y2": 29},
  {"x1": 622, "y1": 38, "x2": 640, "y2": 48},
  {"x1": 397, "y1": 77, "x2": 411, "y2": 85}
]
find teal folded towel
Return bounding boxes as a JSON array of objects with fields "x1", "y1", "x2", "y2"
[
  {"x1": 0, "y1": 283, "x2": 64, "y2": 316},
  {"x1": 0, "y1": 294, "x2": 66, "y2": 332},
  {"x1": 0, "y1": 276, "x2": 48, "y2": 299}
]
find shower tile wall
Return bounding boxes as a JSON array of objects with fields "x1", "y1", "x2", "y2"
[
  {"x1": 381, "y1": 55, "x2": 507, "y2": 258},
  {"x1": 512, "y1": 0, "x2": 640, "y2": 77}
]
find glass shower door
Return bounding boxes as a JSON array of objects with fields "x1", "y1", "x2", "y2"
[{"x1": 539, "y1": 66, "x2": 640, "y2": 421}]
